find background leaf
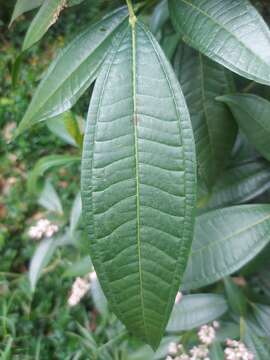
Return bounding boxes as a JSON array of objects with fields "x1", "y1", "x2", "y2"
[
  {"x1": 169, "y1": 0, "x2": 270, "y2": 85},
  {"x1": 174, "y1": 42, "x2": 237, "y2": 187},
  {"x1": 182, "y1": 205, "x2": 270, "y2": 290},
  {"x1": 81, "y1": 21, "x2": 196, "y2": 349},
  {"x1": 203, "y1": 160, "x2": 270, "y2": 211},
  {"x1": 70, "y1": 192, "x2": 82, "y2": 234},
  {"x1": 218, "y1": 94, "x2": 270, "y2": 162},
  {"x1": 27, "y1": 154, "x2": 80, "y2": 194},
  {"x1": 38, "y1": 180, "x2": 63, "y2": 214},
  {"x1": 167, "y1": 294, "x2": 228, "y2": 332},
  {"x1": 16, "y1": 6, "x2": 128, "y2": 135},
  {"x1": 224, "y1": 277, "x2": 247, "y2": 316},
  {"x1": 22, "y1": 0, "x2": 66, "y2": 50},
  {"x1": 10, "y1": 0, "x2": 43, "y2": 26}
]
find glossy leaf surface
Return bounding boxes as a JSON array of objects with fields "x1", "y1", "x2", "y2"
[
  {"x1": 169, "y1": 0, "x2": 270, "y2": 85},
  {"x1": 167, "y1": 294, "x2": 228, "y2": 332},
  {"x1": 218, "y1": 94, "x2": 270, "y2": 161},
  {"x1": 16, "y1": 7, "x2": 128, "y2": 135},
  {"x1": 81, "y1": 22, "x2": 196, "y2": 349},
  {"x1": 183, "y1": 205, "x2": 270, "y2": 290},
  {"x1": 174, "y1": 42, "x2": 236, "y2": 187}
]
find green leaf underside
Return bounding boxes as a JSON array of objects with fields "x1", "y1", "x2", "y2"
[
  {"x1": 169, "y1": 0, "x2": 270, "y2": 85},
  {"x1": 174, "y1": 43, "x2": 236, "y2": 187},
  {"x1": 218, "y1": 94, "x2": 270, "y2": 162},
  {"x1": 182, "y1": 205, "x2": 270, "y2": 290},
  {"x1": 23, "y1": 0, "x2": 66, "y2": 51},
  {"x1": 167, "y1": 294, "x2": 228, "y2": 332},
  {"x1": 81, "y1": 22, "x2": 196, "y2": 349},
  {"x1": 204, "y1": 160, "x2": 270, "y2": 211},
  {"x1": 17, "y1": 7, "x2": 128, "y2": 135}
]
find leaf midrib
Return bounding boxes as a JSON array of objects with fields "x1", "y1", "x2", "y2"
[{"x1": 131, "y1": 22, "x2": 148, "y2": 342}]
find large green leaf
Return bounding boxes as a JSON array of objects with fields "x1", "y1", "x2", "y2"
[
  {"x1": 169, "y1": 0, "x2": 270, "y2": 85},
  {"x1": 22, "y1": 0, "x2": 66, "y2": 50},
  {"x1": 218, "y1": 94, "x2": 270, "y2": 162},
  {"x1": 10, "y1": 0, "x2": 43, "y2": 26},
  {"x1": 167, "y1": 294, "x2": 228, "y2": 332},
  {"x1": 81, "y1": 21, "x2": 196, "y2": 349},
  {"x1": 203, "y1": 160, "x2": 270, "y2": 211},
  {"x1": 174, "y1": 42, "x2": 237, "y2": 187},
  {"x1": 16, "y1": 7, "x2": 128, "y2": 135},
  {"x1": 182, "y1": 205, "x2": 270, "y2": 290}
]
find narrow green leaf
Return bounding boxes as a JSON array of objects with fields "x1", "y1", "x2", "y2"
[
  {"x1": 167, "y1": 294, "x2": 228, "y2": 332},
  {"x1": 10, "y1": 0, "x2": 43, "y2": 26},
  {"x1": 46, "y1": 112, "x2": 82, "y2": 146},
  {"x1": 174, "y1": 42, "x2": 237, "y2": 187},
  {"x1": 209, "y1": 342, "x2": 224, "y2": 360},
  {"x1": 218, "y1": 94, "x2": 270, "y2": 162},
  {"x1": 91, "y1": 275, "x2": 108, "y2": 315},
  {"x1": 29, "y1": 233, "x2": 72, "y2": 290},
  {"x1": 224, "y1": 277, "x2": 247, "y2": 316},
  {"x1": 204, "y1": 160, "x2": 270, "y2": 211},
  {"x1": 29, "y1": 238, "x2": 57, "y2": 290},
  {"x1": 23, "y1": 0, "x2": 66, "y2": 51},
  {"x1": 27, "y1": 154, "x2": 80, "y2": 194},
  {"x1": 38, "y1": 180, "x2": 63, "y2": 214},
  {"x1": 70, "y1": 192, "x2": 82, "y2": 233},
  {"x1": 183, "y1": 205, "x2": 270, "y2": 290},
  {"x1": 149, "y1": 0, "x2": 169, "y2": 35},
  {"x1": 169, "y1": 0, "x2": 270, "y2": 85},
  {"x1": 81, "y1": 22, "x2": 196, "y2": 349},
  {"x1": 16, "y1": 7, "x2": 128, "y2": 136}
]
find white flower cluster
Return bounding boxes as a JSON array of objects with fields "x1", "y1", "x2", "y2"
[
  {"x1": 166, "y1": 322, "x2": 216, "y2": 360},
  {"x1": 68, "y1": 276, "x2": 91, "y2": 307},
  {"x1": 28, "y1": 219, "x2": 58, "y2": 240},
  {"x1": 224, "y1": 339, "x2": 254, "y2": 360},
  {"x1": 67, "y1": 271, "x2": 96, "y2": 307},
  {"x1": 165, "y1": 321, "x2": 254, "y2": 360}
]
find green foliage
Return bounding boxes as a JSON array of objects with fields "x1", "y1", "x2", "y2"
[
  {"x1": 81, "y1": 20, "x2": 196, "y2": 349},
  {"x1": 3, "y1": 0, "x2": 270, "y2": 357}
]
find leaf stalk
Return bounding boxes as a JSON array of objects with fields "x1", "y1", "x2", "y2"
[{"x1": 126, "y1": 0, "x2": 137, "y2": 27}]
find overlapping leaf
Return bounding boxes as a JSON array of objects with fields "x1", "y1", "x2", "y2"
[
  {"x1": 169, "y1": 0, "x2": 270, "y2": 85},
  {"x1": 167, "y1": 294, "x2": 228, "y2": 332},
  {"x1": 10, "y1": 0, "x2": 43, "y2": 26},
  {"x1": 218, "y1": 94, "x2": 270, "y2": 162},
  {"x1": 182, "y1": 205, "x2": 270, "y2": 290},
  {"x1": 16, "y1": 7, "x2": 128, "y2": 135},
  {"x1": 81, "y1": 21, "x2": 196, "y2": 349},
  {"x1": 174, "y1": 42, "x2": 237, "y2": 187},
  {"x1": 23, "y1": 0, "x2": 66, "y2": 50},
  {"x1": 204, "y1": 160, "x2": 270, "y2": 211}
]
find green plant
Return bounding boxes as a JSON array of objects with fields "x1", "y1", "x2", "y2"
[{"x1": 10, "y1": 0, "x2": 270, "y2": 356}]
